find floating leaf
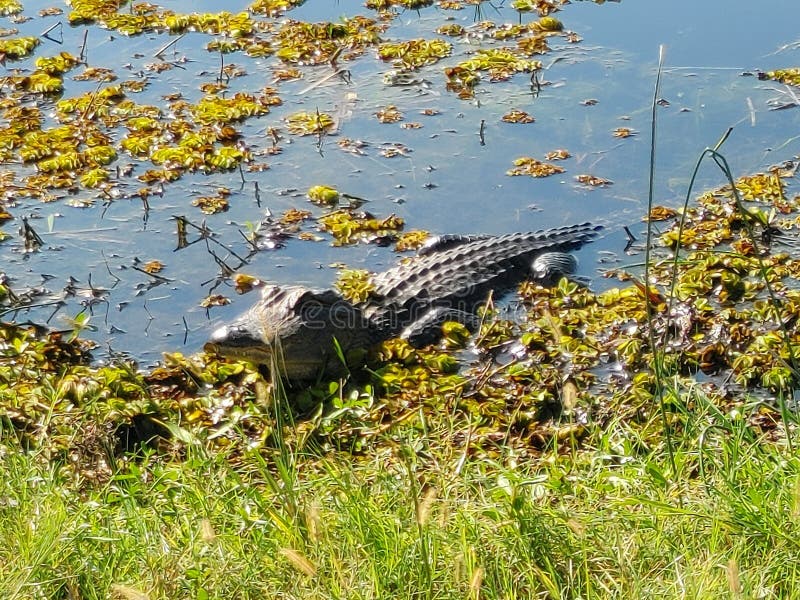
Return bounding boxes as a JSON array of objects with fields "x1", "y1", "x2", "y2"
[
  {"x1": 576, "y1": 174, "x2": 612, "y2": 187},
  {"x1": 273, "y1": 67, "x2": 302, "y2": 81},
  {"x1": 207, "y1": 146, "x2": 248, "y2": 170},
  {"x1": 533, "y1": 16, "x2": 563, "y2": 31},
  {"x1": 200, "y1": 294, "x2": 231, "y2": 308},
  {"x1": 502, "y1": 109, "x2": 534, "y2": 124},
  {"x1": 319, "y1": 209, "x2": 404, "y2": 245},
  {"x1": 192, "y1": 93, "x2": 270, "y2": 125},
  {"x1": 307, "y1": 185, "x2": 340, "y2": 206},
  {"x1": 375, "y1": 105, "x2": 403, "y2": 123},
  {"x1": 192, "y1": 191, "x2": 230, "y2": 214},
  {"x1": 366, "y1": 0, "x2": 434, "y2": 9},
  {"x1": 613, "y1": 127, "x2": 636, "y2": 138},
  {"x1": 35, "y1": 52, "x2": 80, "y2": 75},
  {"x1": 0, "y1": 0, "x2": 22, "y2": 16},
  {"x1": 142, "y1": 260, "x2": 164, "y2": 274},
  {"x1": 233, "y1": 273, "x2": 262, "y2": 294},
  {"x1": 545, "y1": 149, "x2": 570, "y2": 160},
  {"x1": 24, "y1": 72, "x2": 64, "y2": 94},
  {"x1": 507, "y1": 157, "x2": 564, "y2": 177},
  {"x1": 394, "y1": 230, "x2": 429, "y2": 251},
  {"x1": 517, "y1": 35, "x2": 550, "y2": 56},
  {"x1": 276, "y1": 17, "x2": 383, "y2": 65},
  {"x1": 445, "y1": 48, "x2": 541, "y2": 98},
  {"x1": 0, "y1": 36, "x2": 38, "y2": 59},
  {"x1": 736, "y1": 172, "x2": 786, "y2": 204},
  {"x1": 378, "y1": 143, "x2": 411, "y2": 158},
  {"x1": 281, "y1": 208, "x2": 313, "y2": 224},
  {"x1": 646, "y1": 206, "x2": 678, "y2": 221},
  {"x1": 74, "y1": 67, "x2": 117, "y2": 82},
  {"x1": 79, "y1": 168, "x2": 109, "y2": 188},
  {"x1": 249, "y1": 0, "x2": 306, "y2": 17},
  {"x1": 436, "y1": 23, "x2": 464, "y2": 36},
  {"x1": 758, "y1": 68, "x2": 800, "y2": 87}
]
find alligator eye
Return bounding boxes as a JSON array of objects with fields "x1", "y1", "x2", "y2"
[
  {"x1": 210, "y1": 324, "x2": 264, "y2": 348},
  {"x1": 210, "y1": 325, "x2": 252, "y2": 344},
  {"x1": 210, "y1": 325, "x2": 231, "y2": 343}
]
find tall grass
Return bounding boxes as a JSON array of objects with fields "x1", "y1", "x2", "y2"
[
  {"x1": 644, "y1": 48, "x2": 799, "y2": 472},
  {"x1": 3, "y1": 401, "x2": 800, "y2": 599}
]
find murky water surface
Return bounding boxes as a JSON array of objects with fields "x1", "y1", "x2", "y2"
[{"x1": 2, "y1": 0, "x2": 799, "y2": 364}]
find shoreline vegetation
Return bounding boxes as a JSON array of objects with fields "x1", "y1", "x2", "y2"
[
  {"x1": 4, "y1": 160, "x2": 800, "y2": 598},
  {"x1": 1, "y1": 1, "x2": 800, "y2": 598}
]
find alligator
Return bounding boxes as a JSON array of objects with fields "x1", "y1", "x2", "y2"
[{"x1": 205, "y1": 222, "x2": 601, "y2": 380}]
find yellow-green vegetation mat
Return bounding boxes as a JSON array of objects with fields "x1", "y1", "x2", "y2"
[{"x1": 5, "y1": 167, "x2": 800, "y2": 464}]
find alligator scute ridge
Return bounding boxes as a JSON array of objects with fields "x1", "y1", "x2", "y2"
[{"x1": 205, "y1": 222, "x2": 602, "y2": 380}]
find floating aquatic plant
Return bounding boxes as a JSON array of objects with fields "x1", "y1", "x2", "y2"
[
  {"x1": 276, "y1": 17, "x2": 384, "y2": 65},
  {"x1": 0, "y1": 36, "x2": 39, "y2": 59},
  {"x1": 286, "y1": 111, "x2": 334, "y2": 135},
  {"x1": 446, "y1": 48, "x2": 541, "y2": 98},
  {"x1": 319, "y1": 209, "x2": 404, "y2": 245},
  {"x1": 758, "y1": 68, "x2": 800, "y2": 87},
  {"x1": 378, "y1": 38, "x2": 451, "y2": 70},
  {"x1": 335, "y1": 269, "x2": 375, "y2": 303},
  {"x1": 307, "y1": 185, "x2": 340, "y2": 206}
]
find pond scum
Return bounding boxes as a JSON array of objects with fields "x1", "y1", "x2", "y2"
[{"x1": 2, "y1": 1, "x2": 800, "y2": 596}]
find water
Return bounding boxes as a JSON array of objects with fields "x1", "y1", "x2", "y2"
[{"x1": 1, "y1": 0, "x2": 798, "y2": 364}]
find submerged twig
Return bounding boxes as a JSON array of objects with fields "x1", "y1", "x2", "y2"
[
  {"x1": 131, "y1": 265, "x2": 173, "y2": 284},
  {"x1": 20, "y1": 216, "x2": 43, "y2": 252},
  {"x1": 315, "y1": 108, "x2": 326, "y2": 155},
  {"x1": 78, "y1": 29, "x2": 88, "y2": 63},
  {"x1": 154, "y1": 33, "x2": 184, "y2": 58},
  {"x1": 297, "y1": 69, "x2": 351, "y2": 96},
  {"x1": 0, "y1": 299, "x2": 64, "y2": 319},
  {"x1": 40, "y1": 21, "x2": 63, "y2": 44}
]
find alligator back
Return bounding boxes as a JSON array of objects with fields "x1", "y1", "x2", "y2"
[{"x1": 364, "y1": 222, "x2": 601, "y2": 332}]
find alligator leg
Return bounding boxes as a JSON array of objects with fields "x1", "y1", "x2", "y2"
[
  {"x1": 531, "y1": 251, "x2": 578, "y2": 281},
  {"x1": 402, "y1": 251, "x2": 582, "y2": 347}
]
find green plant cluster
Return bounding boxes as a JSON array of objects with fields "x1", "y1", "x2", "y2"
[
  {"x1": 378, "y1": 38, "x2": 452, "y2": 70},
  {"x1": 319, "y1": 209, "x2": 405, "y2": 246}
]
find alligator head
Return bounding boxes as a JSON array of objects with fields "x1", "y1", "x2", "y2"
[{"x1": 204, "y1": 285, "x2": 376, "y2": 380}]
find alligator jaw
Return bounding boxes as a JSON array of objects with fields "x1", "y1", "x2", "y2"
[
  {"x1": 204, "y1": 335, "x2": 327, "y2": 380},
  {"x1": 205, "y1": 324, "x2": 274, "y2": 365}
]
